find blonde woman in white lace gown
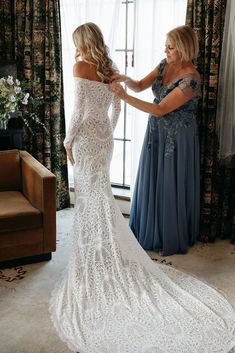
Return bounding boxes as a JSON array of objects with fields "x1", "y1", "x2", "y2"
[{"x1": 50, "y1": 22, "x2": 235, "y2": 353}]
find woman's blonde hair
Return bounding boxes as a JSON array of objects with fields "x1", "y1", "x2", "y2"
[
  {"x1": 167, "y1": 25, "x2": 199, "y2": 62},
  {"x1": 72, "y1": 22, "x2": 117, "y2": 82}
]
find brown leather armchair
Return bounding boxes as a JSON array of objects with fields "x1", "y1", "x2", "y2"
[{"x1": 0, "y1": 149, "x2": 56, "y2": 268}]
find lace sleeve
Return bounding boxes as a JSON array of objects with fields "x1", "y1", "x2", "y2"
[
  {"x1": 110, "y1": 93, "x2": 121, "y2": 131},
  {"x1": 178, "y1": 74, "x2": 201, "y2": 98},
  {"x1": 63, "y1": 79, "x2": 86, "y2": 149}
]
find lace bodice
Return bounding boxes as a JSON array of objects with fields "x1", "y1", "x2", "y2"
[
  {"x1": 146, "y1": 59, "x2": 201, "y2": 157},
  {"x1": 63, "y1": 78, "x2": 121, "y2": 150},
  {"x1": 50, "y1": 78, "x2": 235, "y2": 353},
  {"x1": 153, "y1": 58, "x2": 201, "y2": 106}
]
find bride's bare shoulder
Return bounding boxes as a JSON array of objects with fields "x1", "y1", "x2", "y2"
[
  {"x1": 73, "y1": 61, "x2": 90, "y2": 78},
  {"x1": 73, "y1": 61, "x2": 101, "y2": 82}
]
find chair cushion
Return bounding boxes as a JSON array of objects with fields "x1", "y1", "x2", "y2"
[
  {"x1": 0, "y1": 150, "x2": 21, "y2": 191},
  {"x1": 0, "y1": 191, "x2": 42, "y2": 233}
]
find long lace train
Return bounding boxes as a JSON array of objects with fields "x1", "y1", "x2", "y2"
[{"x1": 50, "y1": 78, "x2": 235, "y2": 353}]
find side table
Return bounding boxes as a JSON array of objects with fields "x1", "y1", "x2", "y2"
[{"x1": 0, "y1": 128, "x2": 23, "y2": 150}]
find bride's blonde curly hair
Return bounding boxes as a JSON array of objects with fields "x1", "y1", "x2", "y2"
[{"x1": 72, "y1": 22, "x2": 117, "y2": 82}]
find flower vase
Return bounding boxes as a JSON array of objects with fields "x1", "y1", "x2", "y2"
[{"x1": 0, "y1": 114, "x2": 9, "y2": 129}]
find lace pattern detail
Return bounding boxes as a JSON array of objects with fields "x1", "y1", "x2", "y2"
[
  {"x1": 63, "y1": 78, "x2": 121, "y2": 149},
  {"x1": 50, "y1": 78, "x2": 235, "y2": 353},
  {"x1": 148, "y1": 59, "x2": 201, "y2": 157},
  {"x1": 154, "y1": 58, "x2": 201, "y2": 100},
  {"x1": 148, "y1": 110, "x2": 198, "y2": 156}
]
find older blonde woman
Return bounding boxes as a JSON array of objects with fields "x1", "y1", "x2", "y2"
[{"x1": 110, "y1": 25, "x2": 201, "y2": 257}]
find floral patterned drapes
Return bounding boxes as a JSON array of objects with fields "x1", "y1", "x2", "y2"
[
  {"x1": 0, "y1": 0, "x2": 70, "y2": 210},
  {"x1": 186, "y1": 0, "x2": 235, "y2": 243}
]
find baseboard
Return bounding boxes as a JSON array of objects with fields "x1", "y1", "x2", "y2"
[{"x1": 0, "y1": 252, "x2": 52, "y2": 269}]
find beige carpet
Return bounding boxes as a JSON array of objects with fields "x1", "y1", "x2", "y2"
[{"x1": 1, "y1": 208, "x2": 235, "y2": 353}]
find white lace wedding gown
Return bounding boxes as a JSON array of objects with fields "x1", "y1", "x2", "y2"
[{"x1": 50, "y1": 77, "x2": 235, "y2": 353}]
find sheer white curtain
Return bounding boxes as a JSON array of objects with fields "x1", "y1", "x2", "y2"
[
  {"x1": 216, "y1": 0, "x2": 235, "y2": 163},
  {"x1": 130, "y1": 0, "x2": 187, "y2": 191}
]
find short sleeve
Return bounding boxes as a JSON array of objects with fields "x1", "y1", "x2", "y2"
[{"x1": 178, "y1": 74, "x2": 201, "y2": 98}]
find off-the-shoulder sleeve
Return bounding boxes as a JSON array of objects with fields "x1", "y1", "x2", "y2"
[
  {"x1": 178, "y1": 74, "x2": 201, "y2": 98},
  {"x1": 63, "y1": 79, "x2": 86, "y2": 149},
  {"x1": 110, "y1": 93, "x2": 121, "y2": 131}
]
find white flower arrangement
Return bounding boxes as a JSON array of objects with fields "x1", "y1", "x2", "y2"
[{"x1": 0, "y1": 75, "x2": 46, "y2": 132}]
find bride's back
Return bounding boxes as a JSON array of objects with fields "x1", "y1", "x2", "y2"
[{"x1": 73, "y1": 61, "x2": 104, "y2": 83}]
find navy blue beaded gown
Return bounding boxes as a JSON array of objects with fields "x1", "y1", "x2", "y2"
[{"x1": 130, "y1": 59, "x2": 201, "y2": 256}]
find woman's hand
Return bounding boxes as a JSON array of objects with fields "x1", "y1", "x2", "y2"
[
  {"x1": 110, "y1": 73, "x2": 129, "y2": 84},
  {"x1": 109, "y1": 83, "x2": 128, "y2": 100},
  {"x1": 66, "y1": 148, "x2": 75, "y2": 166}
]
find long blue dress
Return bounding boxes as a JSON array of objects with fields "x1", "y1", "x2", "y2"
[{"x1": 129, "y1": 59, "x2": 201, "y2": 256}]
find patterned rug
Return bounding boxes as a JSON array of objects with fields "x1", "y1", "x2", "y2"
[{"x1": 0, "y1": 208, "x2": 235, "y2": 353}]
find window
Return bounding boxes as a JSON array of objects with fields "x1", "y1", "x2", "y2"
[
  {"x1": 110, "y1": 0, "x2": 135, "y2": 188},
  {"x1": 60, "y1": 0, "x2": 187, "y2": 190}
]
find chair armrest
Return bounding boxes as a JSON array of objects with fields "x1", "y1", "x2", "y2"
[{"x1": 20, "y1": 150, "x2": 56, "y2": 251}]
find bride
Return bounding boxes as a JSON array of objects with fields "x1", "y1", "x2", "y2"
[{"x1": 50, "y1": 22, "x2": 235, "y2": 353}]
